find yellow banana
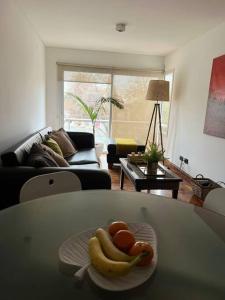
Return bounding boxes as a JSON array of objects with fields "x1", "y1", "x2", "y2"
[
  {"x1": 95, "y1": 228, "x2": 134, "y2": 262},
  {"x1": 88, "y1": 237, "x2": 141, "y2": 278}
]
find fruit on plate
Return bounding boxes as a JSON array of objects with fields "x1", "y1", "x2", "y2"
[
  {"x1": 113, "y1": 230, "x2": 135, "y2": 252},
  {"x1": 95, "y1": 228, "x2": 134, "y2": 262},
  {"x1": 88, "y1": 237, "x2": 142, "y2": 277},
  {"x1": 128, "y1": 241, "x2": 154, "y2": 266},
  {"x1": 108, "y1": 221, "x2": 129, "y2": 237}
]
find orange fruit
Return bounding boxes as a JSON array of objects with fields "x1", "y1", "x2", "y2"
[
  {"x1": 128, "y1": 241, "x2": 154, "y2": 266},
  {"x1": 108, "y1": 221, "x2": 129, "y2": 237},
  {"x1": 112, "y1": 230, "x2": 135, "y2": 252}
]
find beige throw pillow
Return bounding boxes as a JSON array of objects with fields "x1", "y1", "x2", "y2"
[
  {"x1": 41, "y1": 144, "x2": 70, "y2": 167},
  {"x1": 49, "y1": 130, "x2": 77, "y2": 158},
  {"x1": 51, "y1": 128, "x2": 77, "y2": 149}
]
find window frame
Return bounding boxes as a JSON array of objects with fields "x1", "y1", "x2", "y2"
[
  {"x1": 163, "y1": 69, "x2": 174, "y2": 137},
  {"x1": 58, "y1": 63, "x2": 164, "y2": 141}
]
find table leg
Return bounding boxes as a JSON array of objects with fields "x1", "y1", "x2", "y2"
[
  {"x1": 108, "y1": 163, "x2": 113, "y2": 169},
  {"x1": 135, "y1": 187, "x2": 141, "y2": 192},
  {"x1": 120, "y1": 168, "x2": 125, "y2": 190},
  {"x1": 173, "y1": 189, "x2": 178, "y2": 199}
]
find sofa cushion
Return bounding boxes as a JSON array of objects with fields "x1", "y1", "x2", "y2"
[
  {"x1": 49, "y1": 129, "x2": 77, "y2": 158},
  {"x1": 66, "y1": 149, "x2": 99, "y2": 165},
  {"x1": 67, "y1": 132, "x2": 95, "y2": 149},
  {"x1": 41, "y1": 144, "x2": 70, "y2": 167},
  {"x1": 44, "y1": 137, "x2": 63, "y2": 157},
  {"x1": 26, "y1": 143, "x2": 59, "y2": 168},
  {"x1": 68, "y1": 163, "x2": 100, "y2": 169}
]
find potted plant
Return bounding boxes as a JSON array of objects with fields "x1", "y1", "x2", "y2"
[
  {"x1": 67, "y1": 94, "x2": 124, "y2": 145},
  {"x1": 143, "y1": 143, "x2": 165, "y2": 175}
]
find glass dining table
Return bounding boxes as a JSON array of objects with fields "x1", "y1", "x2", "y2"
[{"x1": 0, "y1": 190, "x2": 224, "y2": 300}]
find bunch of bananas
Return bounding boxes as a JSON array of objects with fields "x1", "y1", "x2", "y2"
[{"x1": 88, "y1": 228, "x2": 142, "y2": 277}]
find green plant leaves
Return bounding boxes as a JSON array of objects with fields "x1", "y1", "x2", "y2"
[
  {"x1": 66, "y1": 93, "x2": 124, "y2": 140},
  {"x1": 74, "y1": 95, "x2": 97, "y2": 123},
  {"x1": 98, "y1": 97, "x2": 124, "y2": 109},
  {"x1": 143, "y1": 143, "x2": 164, "y2": 163}
]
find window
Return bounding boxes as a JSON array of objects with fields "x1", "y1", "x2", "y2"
[
  {"x1": 112, "y1": 74, "x2": 158, "y2": 144},
  {"x1": 58, "y1": 64, "x2": 164, "y2": 146},
  {"x1": 64, "y1": 71, "x2": 111, "y2": 144}
]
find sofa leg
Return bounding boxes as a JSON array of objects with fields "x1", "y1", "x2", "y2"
[{"x1": 108, "y1": 163, "x2": 113, "y2": 169}]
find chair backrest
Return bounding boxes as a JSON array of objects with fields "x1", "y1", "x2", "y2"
[
  {"x1": 20, "y1": 171, "x2": 81, "y2": 202},
  {"x1": 203, "y1": 188, "x2": 225, "y2": 217}
]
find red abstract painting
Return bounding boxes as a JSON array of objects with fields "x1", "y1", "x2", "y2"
[{"x1": 204, "y1": 54, "x2": 225, "y2": 138}]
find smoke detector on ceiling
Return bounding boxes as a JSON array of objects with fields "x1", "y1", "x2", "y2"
[{"x1": 116, "y1": 23, "x2": 126, "y2": 32}]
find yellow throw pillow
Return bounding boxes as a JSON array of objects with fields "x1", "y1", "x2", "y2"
[
  {"x1": 41, "y1": 144, "x2": 70, "y2": 167},
  {"x1": 44, "y1": 137, "x2": 63, "y2": 157},
  {"x1": 49, "y1": 130, "x2": 77, "y2": 158}
]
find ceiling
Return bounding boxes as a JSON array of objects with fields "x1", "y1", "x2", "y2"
[{"x1": 15, "y1": 0, "x2": 225, "y2": 56}]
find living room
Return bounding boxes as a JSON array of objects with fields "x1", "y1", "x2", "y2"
[
  {"x1": 1, "y1": 0, "x2": 225, "y2": 186},
  {"x1": 1, "y1": 1, "x2": 225, "y2": 298}
]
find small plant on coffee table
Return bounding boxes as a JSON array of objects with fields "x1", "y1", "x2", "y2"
[{"x1": 143, "y1": 143, "x2": 165, "y2": 174}]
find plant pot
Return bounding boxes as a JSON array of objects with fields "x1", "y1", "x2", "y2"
[
  {"x1": 95, "y1": 143, "x2": 104, "y2": 156},
  {"x1": 147, "y1": 162, "x2": 158, "y2": 175}
]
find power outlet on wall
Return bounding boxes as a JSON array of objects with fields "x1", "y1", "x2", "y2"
[
  {"x1": 179, "y1": 155, "x2": 188, "y2": 165},
  {"x1": 184, "y1": 158, "x2": 189, "y2": 164}
]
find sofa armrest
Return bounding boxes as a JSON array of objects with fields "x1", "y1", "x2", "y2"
[
  {"x1": 0, "y1": 166, "x2": 111, "y2": 209},
  {"x1": 67, "y1": 132, "x2": 94, "y2": 149}
]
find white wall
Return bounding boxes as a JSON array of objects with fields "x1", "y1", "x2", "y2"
[
  {"x1": 46, "y1": 47, "x2": 164, "y2": 129},
  {"x1": 0, "y1": 0, "x2": 46, "y2": 155},
  {"x1": 165, "y1": 23, "x2": 225, "y2": 182}
]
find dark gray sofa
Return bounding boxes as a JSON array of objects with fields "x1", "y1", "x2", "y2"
[
  {"x1": 0, "y1": 127, "x2": 111, "y2": 209},
  {"x1": 107, "y1": 138, "x2": 145, "y2": 169}
]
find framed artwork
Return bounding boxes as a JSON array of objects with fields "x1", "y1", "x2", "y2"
[{"x1": 204, "y1": 54, "x2": 225, "y2": 139}]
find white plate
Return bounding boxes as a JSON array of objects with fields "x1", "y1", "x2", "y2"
[{"x1": 58, "y1": 223, "x2": 158, "y2": 291}]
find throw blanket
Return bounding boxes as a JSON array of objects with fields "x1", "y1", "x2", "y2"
[{"x1": 115, "y1": 138, "x2": 137, "y2": 155}]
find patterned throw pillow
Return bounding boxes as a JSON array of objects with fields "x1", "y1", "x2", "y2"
[
  {"x1": 26, "y1": 143, "x2": 59, "y2": 168},
  {"x1": 49, "y1": 129, "x2": 77, "y2": 158},
  {"x1": 44, "y1": 137, "x2": 64, "y2": 157},
  {"x1": 41, "y1": 144, "x2": 70, "y2": 167}
]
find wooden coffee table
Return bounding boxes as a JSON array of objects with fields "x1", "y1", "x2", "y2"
[{"x1": 119, "y1": 158, "x2": 182, "y2": 198}]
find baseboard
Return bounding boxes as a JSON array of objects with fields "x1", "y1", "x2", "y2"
[
  {"x1": 164, "y1": 160, "x2": 194, "y2": 185},
  {"x1": 165, "y1": 160, "x2": 222, "y2": 202}
]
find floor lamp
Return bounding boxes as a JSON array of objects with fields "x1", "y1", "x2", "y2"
[{"x1": 145, "y1": 80, "x2": 169, "y2": 156}]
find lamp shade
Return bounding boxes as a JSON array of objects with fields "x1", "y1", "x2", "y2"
[{"x1": 146, "y1": 80, "x2": 169, "y2": 101}]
